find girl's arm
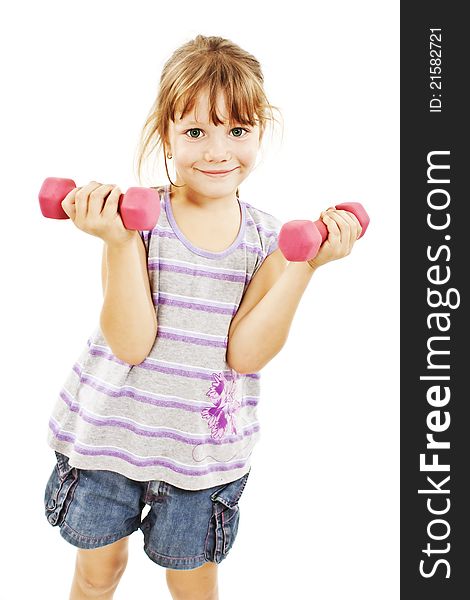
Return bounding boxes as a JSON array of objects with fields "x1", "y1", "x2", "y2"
[
  {"x1": 100, "y1": 231, "x2": 157, "y2": 365},
  {"x1": 226, "y1": 208, "x2": 362, "y2": 374},
  {"x1": 226, "y1": 256, "x2": 315, "y2": 374}
]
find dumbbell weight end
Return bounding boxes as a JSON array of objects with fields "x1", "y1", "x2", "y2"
[{"x1": 39, "y1": 177, "x2": 76, "y2": 219}]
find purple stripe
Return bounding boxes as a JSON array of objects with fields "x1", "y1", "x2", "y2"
[
  {"x1": 49, "y1": 420, "x2": 252, "y2": 476},
  {"x1": 79, "y1": 346, "x2": 260, "y2": 379},
  {"x1": 90, "y1": 348, "x2": 261, "y2": 380},
  {"x1": 88, "y1": 346, "x2": 260, "y2": 379},
  {"x1": 58, "y1": 389, "x2": 259, "y2": 444},
  {"x1": 243, "y1": 242, "x2": 266, "y2": 259},
  {"x1": 250, "y1": 223, "x2": 278, "y2": 238},
  {"x1": 267, "y1": 239, "x2": 279, "y2": 255},
  {"x1": 156, "y1": 228, "x2": 178, "y2": 241},
  {"x1": 159, "y1": 292, "x2": 235, "y2": 310},
  {"x1": 157, "y1": 296, "x2": 236, "y2": 315},
  {"x1": 155, "y1": 261, "x2": 246, "y2": 283},
  {"x1": 158, "y1": 259, "x2": 244, "y2": 278},
  {"x1": 158, "y1": 327, "x2": 227, "y2": 342},
  {"x1": 157, "y1": 330, "x2": 227, "y2": 348},
  {"x1": 70, "y1": 367, "x2": 260, "y2": 410}
]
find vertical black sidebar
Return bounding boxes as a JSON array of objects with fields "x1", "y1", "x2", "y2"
[{"x1": 401, "y1": 3, "x2": 468, "y2": 599}]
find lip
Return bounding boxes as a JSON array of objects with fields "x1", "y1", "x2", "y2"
[{"x1": 198, "y1": 168, "x2": 238, "y2": 176}]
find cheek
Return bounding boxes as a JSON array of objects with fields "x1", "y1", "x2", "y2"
[
  {"x1": 242, "y1": 146, "x2": 259, "y2": 166},
  {"x1": 174, "y1": 145, "x2": 194, "y2": 165}
]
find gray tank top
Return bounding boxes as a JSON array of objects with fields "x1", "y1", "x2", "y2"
[{"x1": 46, "y1": 184, "x2": 282, "y2": 490}]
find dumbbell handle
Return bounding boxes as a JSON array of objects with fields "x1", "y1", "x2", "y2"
[{"x1": 38, "y1": 177, "x2": 160, "y2": 231}]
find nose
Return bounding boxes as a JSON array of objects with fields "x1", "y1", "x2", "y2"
[{"x1": 203, "y1": 136, "x2": 231, "y2": 163}]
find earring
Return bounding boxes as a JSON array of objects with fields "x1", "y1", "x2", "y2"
[{"x1": 167, "y1": 152, "x2": 173, "y2": 159}]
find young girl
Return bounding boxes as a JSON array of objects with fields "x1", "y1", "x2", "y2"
[{"x1": 43, "y1": 35, "x2": 362, "y2": 600}]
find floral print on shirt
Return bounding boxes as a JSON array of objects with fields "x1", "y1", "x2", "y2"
[{"x1": 201, "y1": 369, "x2": 242, "y2": 440}]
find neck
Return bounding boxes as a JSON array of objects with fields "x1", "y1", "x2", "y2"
[{"x1": 169, "y1": 184, "x2": 238, "y2": 212}]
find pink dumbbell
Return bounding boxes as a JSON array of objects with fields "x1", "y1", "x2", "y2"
[
  {"x1": 278, "y1": 202, "x2": 370, "y2": 261},
  {"x1": 38, "y1": 177, "x2": 161, "y2": 230}
]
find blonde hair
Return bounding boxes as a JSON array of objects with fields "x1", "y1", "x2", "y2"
[{"x1": 134, "y1": 35, "x2": 282, "y2": 192}]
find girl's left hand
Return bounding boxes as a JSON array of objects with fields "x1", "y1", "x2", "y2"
[{"x1": 307, "y1": 206, "x2": 362, "y2": 270}]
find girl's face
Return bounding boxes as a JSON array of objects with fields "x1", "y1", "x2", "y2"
[{"x1": 167, "y1": 88, "x2": 260, "y2": 203}]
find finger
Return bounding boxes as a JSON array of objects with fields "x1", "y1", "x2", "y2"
[
  {"x1": 321, "y1": 212, "x2": 341, "y2": 242},
  {"x1": 75, "y1": 181, "x2": 102, "y2": 222},
  {"x1": 61, "y1": 188, "x2": 79, "y2": 220},
  {"x1": 335, "y1": 210, "x2": 360, "y2": 247},
  {"x1": 320, "y1": 206, "x2": 336, "y2": 218},
  {"x1": 351, "y1": 213, "x2": 363, "y2": 239},
  {"x1": 61, "y1": 184, "x2": 93, "y2": 220},
  {"x1": 330, "y1": 210, "x2": 358, "y2": 255},
  {"x1": 101, "y1": 186, "x2": 122, "y2": 220},
  {"x1": 337, "y1": 210, "x2": 360, "y2": 253},
  {"x1": 88, "y1": 184, "x2": 116, "y2": 218},
  {"x1": 337, "y1": 209, "x2": 362, "y2": 240},
  {"x1": 324, "y1": 209, "x2": 349, "y2": 244}
]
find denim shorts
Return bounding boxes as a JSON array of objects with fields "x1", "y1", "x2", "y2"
[{"x1": 43, "y1": 451, "x2": 251, "y2": 570}]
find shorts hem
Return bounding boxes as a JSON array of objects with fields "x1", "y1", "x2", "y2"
[
  {"x1": 59, "y1": 521, "x2": 139, "y2": 550},
  {"x1": 143, "y1": 544, "x2": 212, "y2": 570}
]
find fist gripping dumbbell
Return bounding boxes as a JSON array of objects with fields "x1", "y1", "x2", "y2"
[
  {"x1": 278, "y1": 202, "x2": 370, "y2": 261},
  {"x1": 38, "y1": 177, "x2": 161, "y2": 230}
]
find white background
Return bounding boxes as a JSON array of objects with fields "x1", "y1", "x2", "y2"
[{"x1": 1, "y1": 1, "x2": 399, "y2": 598}]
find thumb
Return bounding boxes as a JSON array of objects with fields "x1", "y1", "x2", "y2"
[{"x1": 61, "y1": 189, "x2": 78, "y2": 220}]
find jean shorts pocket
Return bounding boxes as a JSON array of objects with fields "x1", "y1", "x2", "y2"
[
  {"x1": 206, "y1": 470, "x2": 251, "y2": 562},
  {"x1": 44, "y1": 451, "x2": 79, "y2": 527},
  {"x1": 210, "y1": 469, "x2": 250, "y2": 518}
]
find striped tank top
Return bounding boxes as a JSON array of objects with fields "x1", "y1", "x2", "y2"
[{"x1": 46, "y1": 184, "x2": 282, "y2": 490}]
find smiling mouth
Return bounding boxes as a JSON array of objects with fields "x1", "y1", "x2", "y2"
[{"x1": 198, "y1": 168, "x2": 238, "y2": 175}]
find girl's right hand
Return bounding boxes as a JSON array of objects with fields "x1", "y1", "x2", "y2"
[
  {"x1": 307, "y1": 207, "x2": 362, "y2": 270},
  {"x1": 61, "y1": 181, "x2": 136, "y2": 246}
]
